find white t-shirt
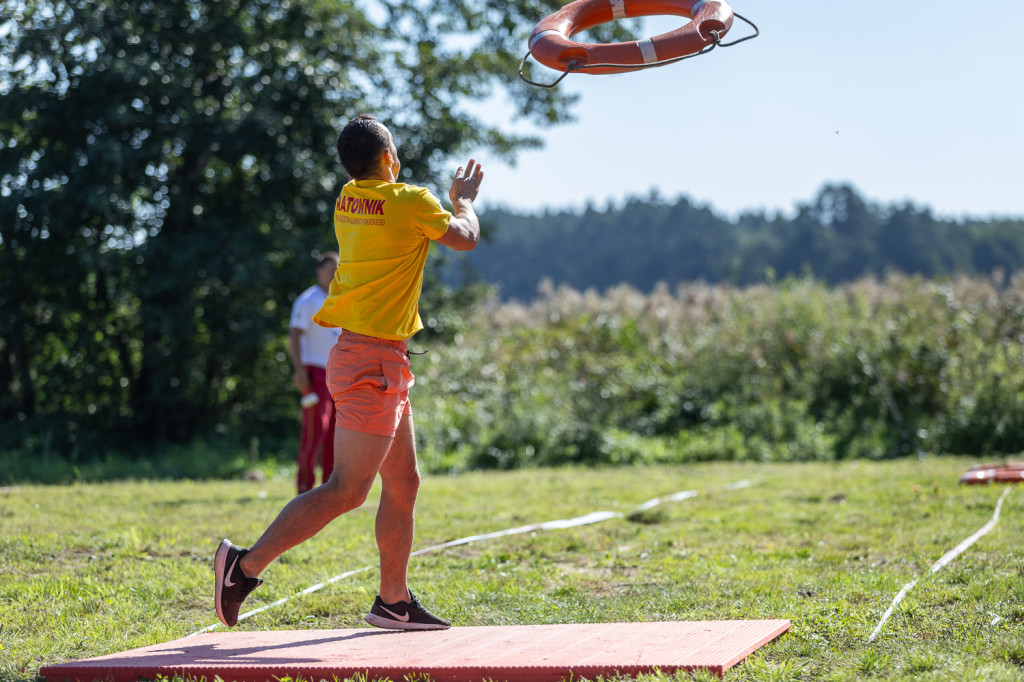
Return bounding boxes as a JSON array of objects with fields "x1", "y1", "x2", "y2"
[{"x1": 290, "y1": 285, "x2": 341, "y2": 368}]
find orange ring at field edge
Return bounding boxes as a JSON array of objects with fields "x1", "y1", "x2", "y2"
[
  {"x1": 959, "y1": 462, "x2": 1024, "y2": 485},
  {"x1": 528, "y1": 0, "x2": 734, "y2": 75}
]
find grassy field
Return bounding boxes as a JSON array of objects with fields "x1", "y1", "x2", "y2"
[{"x1": 1, "y1": 458, "x2": 1022, "y2": 681}]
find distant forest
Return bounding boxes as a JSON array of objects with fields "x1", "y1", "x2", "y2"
[{"x1": 464, "y1": 184, "x2": 1024, "y2": 300}]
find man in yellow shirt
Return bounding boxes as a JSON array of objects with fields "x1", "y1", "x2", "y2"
[{"x1": 215, "y1": 114, "x2": 482, "y2": 630}]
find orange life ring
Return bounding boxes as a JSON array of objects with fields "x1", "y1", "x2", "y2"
[
  {"x1": 528, "y1": 0, "x2": 734, "y2": 75},
  {"x1": 959, "y1": 462, "x2": 1024, "y2": 485}
]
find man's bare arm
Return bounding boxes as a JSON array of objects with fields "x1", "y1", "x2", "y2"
[{"x1": 436, "y1": 159, "x2": 483, "y2": 252}]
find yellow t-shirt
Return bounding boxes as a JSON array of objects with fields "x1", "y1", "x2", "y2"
[{"x1": 313, "y1": 179, "x2": 452, "y2": 340}]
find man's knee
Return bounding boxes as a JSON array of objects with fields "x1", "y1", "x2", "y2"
[
  {"x1": 321, "y1": 473, "x2": 375, "y2": 514},
  {"x1": 382, "y1": 470, "x2": 420, "y2": 503}
]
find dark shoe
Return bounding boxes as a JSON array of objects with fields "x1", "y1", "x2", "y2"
[
  {"x1": 365, "y1": 590, "x2": 451, "y2": 630},
  {"x1": 214, "y1": 539, "x2": 263, "y2": 627}
]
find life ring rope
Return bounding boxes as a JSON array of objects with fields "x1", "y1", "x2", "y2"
[{"x1": 519, "y1": 9, "x2": 759, "y2": 88}]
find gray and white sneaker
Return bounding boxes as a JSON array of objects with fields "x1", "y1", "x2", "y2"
[{"x1": 365, "y1": 590, "x2": 451, "y2": 630}]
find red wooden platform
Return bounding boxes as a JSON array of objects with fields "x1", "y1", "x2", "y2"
[{"x1": 39, "y1": 620, "x2": 790, "y2": 681}]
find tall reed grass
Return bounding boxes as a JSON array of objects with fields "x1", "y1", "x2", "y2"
[{"x1": 413, "y1": 273, "x2": 1024, "y2": 471}]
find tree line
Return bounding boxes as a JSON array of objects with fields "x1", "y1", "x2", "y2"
[{"x1": 466, "y1": 184, "x2": 1024, "y2": 300}]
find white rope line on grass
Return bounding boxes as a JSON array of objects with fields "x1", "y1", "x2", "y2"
[
  {"x1": 867, "y1": 579, "x2": 919, "y2": 644},
  {"x1": 187, "y1": 479, "x2": 753, "y2": 637},
  {"x1": 192, "y1": 565, "x2": 380, "y2": 636},
  {"x1": 634, "y1": 490, "x2": 697, "y2": 511},
  {"x1": 410, "y1": 510, "x2": 624, "y2": 555},
  {"x1": 867, "y1": 487, "x2": 1012, "y2": 643},
  {"x1": 723, "y1": 479, "x2": 754, "y2": 491}
]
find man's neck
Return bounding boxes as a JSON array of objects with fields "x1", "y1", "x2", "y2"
[{"x1": 357, "y1": 166, "x2": 396, "y2": 183}]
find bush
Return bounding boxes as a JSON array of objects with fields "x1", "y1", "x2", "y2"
[
  {"x1": 413, "y1": 273, "x2": 1024, "y2": 471},
  {"x1": 9, "y1": 272, "x2": 1024, "y2": 480}
]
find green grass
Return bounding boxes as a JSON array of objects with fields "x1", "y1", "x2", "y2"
[{"x1": 2, "y1": 458, "x2": 1023, "y2": 681}]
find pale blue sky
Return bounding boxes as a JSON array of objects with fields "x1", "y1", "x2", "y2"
[{"x1": 469, "y1": 0, "x2": 1024, "y2": 219}]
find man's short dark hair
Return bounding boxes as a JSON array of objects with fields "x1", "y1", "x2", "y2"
[{"x1": 336, "y1": 114, "x2": 390, "y2": 179}]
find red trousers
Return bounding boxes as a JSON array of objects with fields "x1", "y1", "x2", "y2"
[{"x1": 297, "y1": 365, "x2": 335, "y2": 494}]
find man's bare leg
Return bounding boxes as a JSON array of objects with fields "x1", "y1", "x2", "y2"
[
  {"x1": 361, "y1": 413, "x2": 449, "y2": 629},
  {"x1": 238, "y1": 426, "x2": 394, "y2": 579},
  {"x1": 375, "y1": 413, "x2": 420, "y2": 604}
]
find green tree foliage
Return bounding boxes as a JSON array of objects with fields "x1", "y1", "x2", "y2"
[
  {"x1": 473, "y1": 184, "x2": 1024, "y2": 300},
  {"x1": 0, "y1": 0, "x2": 582, "y2": 456}
]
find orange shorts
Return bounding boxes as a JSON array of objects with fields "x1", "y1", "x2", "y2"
[{"x1": 326, "y1": 331, "x2": 414, "y2": 437}]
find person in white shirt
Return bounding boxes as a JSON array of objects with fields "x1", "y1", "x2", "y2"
[{"x1": 288, "y1": 252, "x2": 341, "y2": 493}]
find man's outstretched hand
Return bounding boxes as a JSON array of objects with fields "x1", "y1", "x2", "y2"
[
  {"x1": 449, "y1": 159, "x2": 484, "y2": 205},
  {"x1": 438, "y1": 159, "x2": 484, "y2": 252}
]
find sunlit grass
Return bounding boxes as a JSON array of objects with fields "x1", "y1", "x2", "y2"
[{"x1": 2, "y1": 458, "x2": 1022, "y2": 681}]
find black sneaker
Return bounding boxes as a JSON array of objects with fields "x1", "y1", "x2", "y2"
[
  {"x1": 214, "y1": 539, "x2": 263, "y2": 627},
  {"x1": 365, "y1": 590, "x2": 451, "y2": 630}
]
